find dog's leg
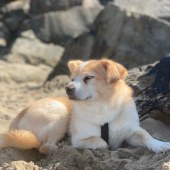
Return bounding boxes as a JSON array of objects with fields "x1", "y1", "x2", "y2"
[
  {"x1": 39, "y1": 142, "x2": 58, "y2": 154},
  {"x1": 127, "y1": 127, "x2": 170, "y2": 153},
  {"x1": 39, "y1": 130, "x2": 59, "y2": 154},
  {"x1": 39, "y1": 120, "x2": 68, "y2": 154},
  {"x1": 73, "y1": 136, "x2": 108, "y2": 149}
]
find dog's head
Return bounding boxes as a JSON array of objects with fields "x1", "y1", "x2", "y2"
[{"x1": 65, "y1": 59, "x2": 128, "y2": 101}]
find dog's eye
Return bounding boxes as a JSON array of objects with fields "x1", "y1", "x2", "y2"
[
  {"x1": 83, "y1": 76, "x2": 94, "y2": 84},
  {"x1": 71, "y1": 78, "x2": 74, "y2": 82}
]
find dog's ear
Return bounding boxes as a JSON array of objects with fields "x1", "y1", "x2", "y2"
[
  {"x1": 100, "y1": 59, "x2": 128, "y2": 83},
  {"x1": 68, "y1": 60, "x2": 83, "y2": 73}
]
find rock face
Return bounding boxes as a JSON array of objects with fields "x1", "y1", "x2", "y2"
[{"x1": 126, "y1": 57, "x2": 170, "y2": 125}]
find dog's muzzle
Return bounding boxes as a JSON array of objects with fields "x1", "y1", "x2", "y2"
[
  {"x1": 65, "y1": 84, "x2": 75, "y2": 95},
  {"x1": 65, "y1": 84, "x2": 77, "y2": 100},
  {"x1": 65, "y1": 84, "x2": 92, "y2": 101}
]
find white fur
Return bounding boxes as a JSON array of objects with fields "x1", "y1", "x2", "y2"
[
  {"x1": 71, "y1": 76, "x2": 96, "y2": 100},
  {"x1": 70, "y1": 94, "x2": 170, "y2": 152}
]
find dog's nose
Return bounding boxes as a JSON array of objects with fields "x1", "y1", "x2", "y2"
[{"x1": 65, "y1": 85, "x2": 75, "y2": 95}]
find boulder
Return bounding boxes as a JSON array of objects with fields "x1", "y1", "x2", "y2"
[
  {"x1": 29, "y1": 0, "x2": 111, "y2": 15},
  {"x1": 0, "y1": 60, "x2": 51, "y2": 84},
  {"x1": 100, "y1": 0, "x2": 113, "y2": 5},
  {"x1": 0, "y1": 0, "x2": 29, "y2": 55},
  {"x1": 92, "y1": 4, "x2": 170, "y2": 67},
  {"x1": 0, "y1": 0, "x2": 10, "y2": 7},
  {"x1": 30, "y1": 0, "x2": 83, "y2": 15},
  {"x1": 24, "y1": 0, "x2": 103, "y2": 45},
  {"x1": 7, "y1": 30, "x2": 64, "y2": 67},
  {"x1": 0, "y1": 0, "x2": 29, "y2": 32},
  {"x1": 0, "y1": 22, "x2": 10, "y2": 48},
  {"x1": 47, "y1": 32, "x2": 95, "y2": 80},
  {"x1": 46, "y1": 4, "x2": 170, "y2": 80},
  {"x1": 126, "y1": 57, "x2": 170, "y2": 125},
  {"x1": 113, "y1": 0, "x2": 170, "y2": 22}
]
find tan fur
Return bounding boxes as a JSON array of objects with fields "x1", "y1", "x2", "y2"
[
  {"x1": 10, "y1": 108, "x2": 28, "y2": 129},
  {"x1": 100, "y1": 59, "x2": 128, "y2": 82},
  {"x1": 0, "y1": 130, "x2": 41, "y2": 149},
  {"x1": 0, "y1": 97, "x2": 72, "y2": 154},
  {"x1": 54, "y1": 97, "x2": 73, "y2": 113},
  {"x1": 68, "y1": 60, "x2": 83, "y2": 75}
]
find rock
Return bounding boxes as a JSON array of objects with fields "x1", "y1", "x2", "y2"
[
  {"x1": 99, "y1": 0, "x2": 113, "y2": 5},
  {"x1": 0, "y1": 0, "x2": 10, "y2": 7},
  {"x1": 30, "y1": 0, "x2": 83, "y2": 15},
  {"x1": 113, "y1": 0, "x2": 170, "y2": 22},
  {"x1": 0, "y1": 0, "x2": 29, "y2": 32},
  {"x1": 46, "y1": 4, "x2": 170, "y2": 79},
  {"x1": 0, "y1": 60, "x2": 51, "y2": 84},
  {"x1": 92, "y1": 4, "x2": 170, "y2": 67},
  {"x1": 47, "y1": 32, "x2": 95, "y2": 80},
  {"x1": 0, "y1": 0, "x2": 30, "y2": 55},
  {"x1": 126, "y1": 62, "x2": 158, "y2": 96},
  {"x1": 24, "y1": 0, "x2": 103, "y2": 45},
  {"x1": 0, "y1": 0, "x2": 29, "y2": 15},
  {"x1": 126, "y1": 57, "x2": 170, "y2": 125},
  {"x1": 0, "y1": 22, "x2": 10, "y2": 48},
  {"x1": 7, "y1": 30, "x2": 64, "y2": 67}
]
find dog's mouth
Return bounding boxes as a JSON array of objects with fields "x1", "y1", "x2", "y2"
[{"x1": 67, "y1": 95, "x2": 92, "y2": 101}]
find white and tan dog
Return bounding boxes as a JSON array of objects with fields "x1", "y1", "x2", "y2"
[
  {"x1": 0, "y1": 59, "x2": 170, "y2": 154},
  {"x1": 67, "y1": 59, "x2": 170, "y2": 153}
]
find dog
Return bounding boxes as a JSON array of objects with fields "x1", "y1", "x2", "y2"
[
  {"x1": 0, "y1": 59, "x2": 170, "y2": 154},
  {"x1": 66, "y1": 59, "x2": 170, "y2": 152}
]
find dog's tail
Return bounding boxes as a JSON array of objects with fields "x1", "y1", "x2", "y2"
[{"x1": 0, "y1": 130, "x2": 41, "y2": 150}]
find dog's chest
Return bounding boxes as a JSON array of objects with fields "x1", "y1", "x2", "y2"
[{"x1": 74, "y1": 102, "x2": 117, "y2": 125}]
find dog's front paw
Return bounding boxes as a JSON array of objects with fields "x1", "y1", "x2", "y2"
[
  {"x1": 148, "y1": 139, "x2": 170, "y2": 153},
  {"x1": 73, "y1": 136, "x2": 108, "y2": 149},
  {"x1": 39, "y1": 144, "x2": 58, "y2": 154},
  {"x1": 88, "y1": 137, "x2": 108, "y2": 149}
]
